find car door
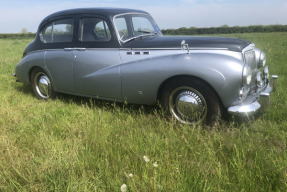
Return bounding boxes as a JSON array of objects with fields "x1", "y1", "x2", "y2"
[
  {"x1": 41, "y1": 18, "x2": 76, "y2": 93},
  {"x1": 73, "y1": 16, "x2": 122, "y2": 101}
]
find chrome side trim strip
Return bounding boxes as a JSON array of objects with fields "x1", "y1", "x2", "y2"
[
  {"x1": 25, "y1": 47, "x2": 231, "y2": 56},
  {"x1": 131, "y1": 47, "x2": 228, "y2": 50}
]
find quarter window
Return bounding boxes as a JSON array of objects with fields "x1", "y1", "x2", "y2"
[
  {"x1": 41, "y1": 19, "x2": 74, "y2": 43},
  {"x1": 114, "y1": 17, "x2": 128, "y2": 41},
  {"x1": 79, "y1": 18, "x2": 111, "y2": 42}
]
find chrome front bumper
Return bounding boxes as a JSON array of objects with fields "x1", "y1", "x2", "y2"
[{"x1": 228, "y1": 75, "x2": 278, "y2": 117}]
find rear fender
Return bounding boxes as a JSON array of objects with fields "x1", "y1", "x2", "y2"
[{"x1": 15, "y1": 51, "x2": 46, "y2": 85}]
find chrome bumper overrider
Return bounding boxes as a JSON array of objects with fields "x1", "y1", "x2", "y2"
[{"x1": 228, "y1": 75, "x2": 278, "y2": 117}]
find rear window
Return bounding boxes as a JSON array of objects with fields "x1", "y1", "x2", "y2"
[
  {"x1": 79, "y1": 17, "x2": 111, "y2": 42},
  {"x1": 40, "y1": 19, "x2": 74, "y2": 43}
]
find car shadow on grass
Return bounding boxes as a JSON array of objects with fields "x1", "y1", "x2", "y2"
[
  {"x1": 15, "y1": 84, "x2": 34, "y2": 97},
  {"x1": 57, "y1": 92, "x2": 161, "y2": 117}
]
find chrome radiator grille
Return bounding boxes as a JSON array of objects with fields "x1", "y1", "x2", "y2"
[
  {"x1": 244, "y1": 49, "x2": 258, "y2": 92},
  {"x1": 244, "y1": 50, "x2": 256, "y2": 69}
]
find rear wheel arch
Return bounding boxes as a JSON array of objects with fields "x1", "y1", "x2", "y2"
[
  {"x1": 29, "y1": 66, "x2": 55, "y2": 88},
  {"x1": 29, "y1": 66, "x2": 42, "y2": 83},
  {"x1": 30, "y1": 67, "x2": 56, "y2": 100}
]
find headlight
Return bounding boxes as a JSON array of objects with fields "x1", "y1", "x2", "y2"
[
  {"x1": 259, "y1": 51, "x2": 266, "y2": 68},
  {"x1": 243, "y1": 65, "x2": 252, "y2": 85}
]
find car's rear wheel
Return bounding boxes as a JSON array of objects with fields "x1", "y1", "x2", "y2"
[
  {"x1": 31, "y1": 68, "x2": 55, "y2": 100},
  {"x1": 160, "y1": 77, "x2": 222, "y2": 125}
]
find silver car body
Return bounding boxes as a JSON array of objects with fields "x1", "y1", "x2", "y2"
[{"x1": 15, "y1": 8, "x2": 278, "y2": 120}]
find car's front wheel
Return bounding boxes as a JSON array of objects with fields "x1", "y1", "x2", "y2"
[
  {"x1": 160, "y1": 77, "x2": 222, "y2": 125},
  {"x1": 31, "y1": 68, "x2": 55, "y2": 100}
]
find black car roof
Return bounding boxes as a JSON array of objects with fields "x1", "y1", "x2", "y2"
[{"x1": 40, "y1": 7, "x2": 148, "y2": 25}]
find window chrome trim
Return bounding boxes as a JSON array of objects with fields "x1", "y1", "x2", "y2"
[{"x1": 113, "y1": 12, "x2": 160, "y2": 44}]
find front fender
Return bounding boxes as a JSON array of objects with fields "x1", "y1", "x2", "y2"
[{"x1": 121, "y1": 52, "x2": 244, "y2": 107}]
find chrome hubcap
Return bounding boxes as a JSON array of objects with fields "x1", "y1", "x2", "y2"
[
  {"x1": 34, "y1": 72, "x2": 51, "y2": 99},
  {"x1": 169, "y1": 87, "x2": 207, "y2": 124}
]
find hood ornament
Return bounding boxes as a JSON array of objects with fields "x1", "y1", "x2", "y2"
[{"x1": 181, "y1": 40, "x2": 190, "y2": 54}]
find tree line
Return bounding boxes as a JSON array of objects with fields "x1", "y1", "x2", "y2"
[
  {"x1": 0, "y1": 33, "x2": 35, "y2": 39},
  {"x1": 161, "y1": 25, "x2": 287, "y2": 35},
  {"x1": 1, "y1": 24, "x2": 287, "y2": 39}
]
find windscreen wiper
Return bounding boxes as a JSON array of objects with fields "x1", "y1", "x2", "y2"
[{"x1": 123, "y1": 32, "x2": 157, "y2": 44}]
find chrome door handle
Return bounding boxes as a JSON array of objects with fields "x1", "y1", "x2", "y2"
[
  {"x1": 64, "y1": 48, "x2": 73, "y2": 51},
  {"x1": 64, "y1": 48, "x2": 86, "y2": 51},
  {"x1": 73, "y1": 48, "x2": 87, "y2": 51}
]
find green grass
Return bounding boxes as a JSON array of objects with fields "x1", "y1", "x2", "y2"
[{"x1": 0, "y1": 33, "x2": 287, "y2": 191}]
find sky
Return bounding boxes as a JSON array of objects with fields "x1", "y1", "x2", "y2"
[{"x1": 0, "y1": 0, "x2": 286, "y2": 33}]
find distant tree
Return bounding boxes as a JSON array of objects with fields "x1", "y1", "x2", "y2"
[
  {"x1": 221, "y1": 24, "x2": 229, "y2": 28},
  {"x1": 161, "y1": 24, "x2": 287, "y2": 35},
  {"x1": 21, "y1": 28, "x2": 28, "y2": 34}
]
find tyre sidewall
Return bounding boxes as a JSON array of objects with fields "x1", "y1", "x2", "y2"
[
  {"x1": 161, "y1": 78, "x2": 221, "y2": 125},
  {"x1": 31, "y1": 68, "x2": 55, "y2": 100}
]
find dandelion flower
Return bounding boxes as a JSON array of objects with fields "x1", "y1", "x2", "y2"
[
  {"x1": 120, "y1": 184, "x2": 127, "y2": 192},
  {"x1": 153, "y1": 162, "x2": 158, "y2": 167},
  {"x1": 143, "y1": 155, "x2": 150, "y2": 163},
  {"x1": 129, "y1": 173, "x2": 133, "y2": 178}
]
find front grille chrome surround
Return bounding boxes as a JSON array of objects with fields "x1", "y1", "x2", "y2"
[{"x1": 244, "y1": 50, "x2": 256, "y2": 69}]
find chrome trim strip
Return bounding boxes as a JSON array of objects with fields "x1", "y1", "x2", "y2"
[
  {"x1": 64, "y1": 48, "x2": 73, "y2": 51},
  {"x1": 113, "y1": 12, "x2": 159, "y2": 44},
  {"x1": 25, "y1": 47, "x2": 231, "y2": 56},
  {"x1": 131, "y1": 47, "x2": 228, "y2": 50},
  {"x1": 26, "y1": 48, "x2": 122, "y2": 56}
]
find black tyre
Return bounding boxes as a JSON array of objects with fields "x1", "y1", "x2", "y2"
[
  {"x1": 160, "y1": 77, "x2": 222, "y2": 125},
  {"x1": 30, "y1": 68, "x2": 56, "y2": 100}
]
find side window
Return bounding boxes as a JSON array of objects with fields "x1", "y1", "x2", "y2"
[
  {"x1": 79, "y1": 18, "x2": 111, "y2": 42},
  {"x1": 41, "y1": 18, "x2": 74, "y2": 43},
  {"x1": 114, "y1": 17, "x2": 128, "y2": 41}
]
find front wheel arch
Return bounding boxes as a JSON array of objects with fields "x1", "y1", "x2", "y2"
[{"x1": 158, "y1": 76, "x2": 224, "y2": 125}]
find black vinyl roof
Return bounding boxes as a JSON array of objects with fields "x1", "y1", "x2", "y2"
[
  {"x1": 38, "y1": 8, "x2": 149, "y2": 31},
  {"x1": 40, "y1": 7, "x2": 148, "y2": 23}
]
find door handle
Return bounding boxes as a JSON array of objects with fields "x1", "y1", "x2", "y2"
[
  {"x1": 64, "y1": 48, "x2": 73, "y2": 51},
  {"x1": 73, "y1": 48, "x2": 87, "y2": 51},
  {"x1": 64, "y1": 48, "x2": 86, "y2": 51}
]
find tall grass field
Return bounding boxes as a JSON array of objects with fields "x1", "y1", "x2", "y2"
[{"x1": 0, "y1": 33, "x2": 286, "y2": 191}]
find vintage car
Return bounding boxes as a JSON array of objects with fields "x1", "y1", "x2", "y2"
[{"x1": 14, "y1": 8, "x2": 278, "y2": 125}]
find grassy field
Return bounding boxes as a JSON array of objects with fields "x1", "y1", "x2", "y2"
[{"x1": 0, "y1": 33, "x2": 286, "y2": 191}]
